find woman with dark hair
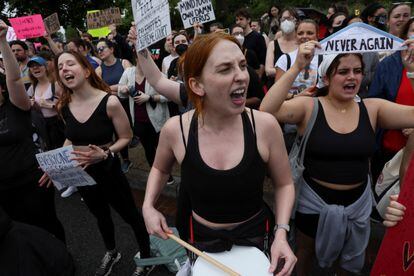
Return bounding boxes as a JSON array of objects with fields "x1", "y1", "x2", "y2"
[
  {"x1": 167, "y1": 33, "x2": 189, "y2": 80},
  {"x1": 360, "y1": 2, "x2": 387, "y2": 30},
  {"x1": 261, "y1": 4, "x2": 281, "y2": 40},
  {"x1": 261, "y1": 39, "x2": 414, "y2": 275},
  {"x1": 265, "y1": 8, "x2": 299, "y2": 87},
  {"x1": 96, "y1": 38, "x2": 133, "y2": 173},
  {"x1": 368, "y1": 18, "x2": 414, "y2": 182},
  {"x1": 325, "y1": 12, "x2": 347, "y2": 37},
  {"x1": 137, "y1": 30, "x2": 297, "y2": 274},
  {"x1": 0, "y1": 20, "x2": 65, "y2": 243},
  {"x1": 40, "y1": 50, "x2": 152, "y2": 276}
]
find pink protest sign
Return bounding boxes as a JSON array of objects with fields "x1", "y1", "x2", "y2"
[{"x1": 9, "y1": 14, "x2": 45, "y2": 39}]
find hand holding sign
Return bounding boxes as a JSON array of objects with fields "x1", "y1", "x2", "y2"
[{"x1": 383, "y1": 194, "x2": 406, "y2": 227}]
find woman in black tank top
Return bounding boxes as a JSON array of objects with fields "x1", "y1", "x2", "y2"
[
  {"x1": 39, "y1": 51, "x2": 152, "y2": 276},
  {"x1": 261, "y1": 42, "x2": 414, "y2": 275},
  {"x1": 140, "y1": 32, "x2": 297, "y2": 274}
]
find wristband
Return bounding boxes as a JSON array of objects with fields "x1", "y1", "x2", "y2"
[{"x1": 274, "y1": 224, "x2": 290, "y2": 234}]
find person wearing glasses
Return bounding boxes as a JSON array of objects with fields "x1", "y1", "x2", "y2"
[{"x1": 96, "y1": 39, "x2": 133, "y2": 174}]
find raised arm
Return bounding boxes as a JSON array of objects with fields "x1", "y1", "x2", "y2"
[
  {"x1": 44, "y1": 32, "x2": 63, "y2": 55},
  {"x1": 0, "y1": 20, "x2": 30, "y2": 110},
  {"x1": 265, "y1": 40, "x2": 276, "y2": 77},
  {"x1": 260, "y1": 41, "x2": 317, "y2": 124},
  {"x1": 128, "y1": 25, "x2": 182, "y2": 105}
]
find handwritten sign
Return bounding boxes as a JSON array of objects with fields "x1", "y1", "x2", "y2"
[
  {"x1": 9, "y1": 14, "x2": 45, "y2": 39},
  {"x1": 177, "y1": 0, "x2": 216, "y2": 29},
  {"x1": 87, "y1": 7, "x2": 122, "y2": 30},
  {"x1": 316, "y1": 22, "x2": 406, "y2": 55},
  {"x1": 371, "y1": 156, "x2": 414, "y2": 275},
  {"x1": 43, "y1": 13, "x2": 60, "y2": 34},
  {"x1": 132, "y1": 0, "x2": 172, "y2": 51},
  {"x1": 36, "y1": 146, "x2": 96, "y2": 190}
]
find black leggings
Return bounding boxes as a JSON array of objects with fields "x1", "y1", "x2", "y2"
[
  {"x1": 133, "y1": 121, "x2": 159, "y2": 166},
  {"x1": 78, "y1": 156, "x2": 150, "y2": 257},
  {"x1": 295, "y1": 175, "x2": 367, "y2": 239},
  {"x1": 0, "y1": 176, "x2": 66, "y2": 243}
]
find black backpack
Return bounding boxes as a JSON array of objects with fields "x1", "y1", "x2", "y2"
[{"x1": 30, "y1": 83, "x2": 56, "y2": 153}]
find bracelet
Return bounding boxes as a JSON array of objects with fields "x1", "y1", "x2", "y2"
[{"x1": 273, "y1": 224, "x2": 290, "y2": 234}]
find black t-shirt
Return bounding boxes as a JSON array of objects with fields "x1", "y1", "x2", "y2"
[
  {"x1": 243, "y1": 31, "x2": 267, "y2": 66},
  {"x1": 244, "y1": 49, "x2": 260, "y2": 70},
  {"x1": 0, "y1": 94, "x2": 40, "y2": 190},
  {"x1": 247, "y1": 66, "x2": 263, "y2": 101}
]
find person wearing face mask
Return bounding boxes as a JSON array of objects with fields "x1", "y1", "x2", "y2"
[
  {"x1": 167, "y1": 33, "x2": 189, "y2": 80},
  {"x1": 265, "y1": 8, "x2": 299, "y2": 87},
  {"x1": 325, "y1": 12, "x2": 347, "y2": 38},
  {"x1": 361, "y1": 2, "x2": 387, "y2": 31},
  {"x1": 231, "y1": 25, "x2": 260, "y2": 75}
]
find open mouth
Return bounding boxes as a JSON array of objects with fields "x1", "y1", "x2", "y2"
[
  {"x1": 343, "y1": 83, "x2": 356, "y2": 92},
  {"x1": 230, "y1": 88, "x2": 246, "y2": 99},
  {"x1": 63, "y1": 74, "x2": 75, "y2": 82}
]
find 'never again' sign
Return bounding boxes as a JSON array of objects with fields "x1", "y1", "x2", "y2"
[{"x1": 316, "y1": 22, "x2": 406, "y2": 55}]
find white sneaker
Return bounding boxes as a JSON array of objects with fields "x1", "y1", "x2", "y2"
[{"x1": 61, "y1": 186, "x2": 78, "y2": 198}]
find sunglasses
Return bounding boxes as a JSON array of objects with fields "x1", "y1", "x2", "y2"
[{"x1": 97, "y1": 46, "x2": 108, "y2": 53}]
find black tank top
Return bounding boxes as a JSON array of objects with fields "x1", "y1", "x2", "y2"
[
  {"x1": 62, "y1": 94, "x2": 115, "y2": 146},
  {"x1": 304, "y1": 99, "x2": 375, "y2": 184},
  {"x1": 180, "y1": 110, "x2": 267, "y2": 223}
]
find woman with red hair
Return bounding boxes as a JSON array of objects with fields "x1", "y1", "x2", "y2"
[{"x1": 133, "y1": 29, "x2": 296, "y2": 274}]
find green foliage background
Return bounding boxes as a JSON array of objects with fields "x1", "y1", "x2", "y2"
[{"x1": 0, "y1": 0, "x2": 402, "y2": 40}]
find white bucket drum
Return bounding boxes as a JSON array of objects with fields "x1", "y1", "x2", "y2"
[{"x1": 192, "y1": 245, "x2": 272, "y2": 276}]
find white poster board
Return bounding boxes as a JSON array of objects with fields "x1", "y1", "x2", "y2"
[
  {"x1": 177, "y1": 0, "x2": 216, "y2": 29},
  {"x1": 36, "y1": 145, "x2": 96, "y2": 190},
  {"x1": 131, "y1": 0, "x2": 172, "y2": 51},
  {"x1": 316, "y1": 22, "x2": 406, "y2": 55}
]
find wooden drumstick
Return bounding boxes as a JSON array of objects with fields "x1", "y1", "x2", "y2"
[{"x1": 166, "y1": 233, "x2": 241, "y2": 276}]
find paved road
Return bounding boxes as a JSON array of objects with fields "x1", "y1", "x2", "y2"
[{"x1": 56, "y1": 190, "x2": 174, "y2": 276}]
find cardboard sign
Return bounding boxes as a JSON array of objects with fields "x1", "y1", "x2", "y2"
[
  {"x1": 316, "y1": 22, "x2": 406, "y2": 55},
  {"x1": 87, "y1": 7, "x2": 122, "y2": 30},
  {"x1": 177, "y1": 0, "x2": 216, "y2": 29},
  {"x1": 371, "y1": 156, "x2": 414, "y2": 275},
  {"x1": 43, "y1": 13, "x2": 60, "y2": 34},
  {"x1": 9, "y1": 14, "x2": 45, "y2": 39},
  {"x1": 36, "y1": 146, "x2": 96, "y2": 190},
  {"x1": 132, "y1": 0, "x2": 172, "y2": 51}
]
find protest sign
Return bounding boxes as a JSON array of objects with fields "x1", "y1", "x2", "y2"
[
  {"x1": 43, "y1": 13, "x2": 60, "y2": 34},
  {"x1": 177, "y1": 0, "x2": 216, "y2": 29},
  {"x1": 86, "y1": 10, "x2": 111, "y2": 38},
  {"x1": 132, "y1": 0, "x2": 172, "y2": 51},
  {"x1": 316, "y1": 22, "x2": 406, "y2": 55},
  {"x1": 87, "y1": 7, "x2": 122, "y2": 30},
  {"x1": 36, "y1": 146, "x2": 96, "y2": 190},
  {"x1": 371, "y1": 156, "x2": 414, "y2": 275},
  {"x1": 9, "y1": 14, "x2": 45, "y2": 39}
]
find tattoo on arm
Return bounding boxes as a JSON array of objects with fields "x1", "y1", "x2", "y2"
[{"x1": 138, "y1": 49, "x2": 148, "y2": 59}]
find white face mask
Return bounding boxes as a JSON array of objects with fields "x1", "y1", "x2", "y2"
[
  {"x1": 280, "y1": 20, "x2": 296, "y2": 34},
  {"x1": 235, "y1": 34, "x2": 245, "y2": 46}
]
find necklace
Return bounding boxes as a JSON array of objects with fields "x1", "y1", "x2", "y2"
[{"x1": 326, "y1": 97, "x2": 352, "y2": 113}]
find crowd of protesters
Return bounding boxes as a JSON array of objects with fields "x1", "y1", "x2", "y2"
[{"x1": 1, "y1": 1, "x2": 414, "y2": 276}]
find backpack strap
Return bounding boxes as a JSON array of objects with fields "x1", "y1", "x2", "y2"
[{"x1": 285, "y1": 53, "x2": 291, "y2": 71}]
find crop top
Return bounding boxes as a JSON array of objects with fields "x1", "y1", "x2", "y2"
[
  {"x1": 179, "y1": 110, "x2": 266, "y2": 223},
  {"x1": 304, "y1": 99, "x2": 375, "y2": 184},
  {"x1": 61, "y1": 94, "x2": 115, "y2": 146}
]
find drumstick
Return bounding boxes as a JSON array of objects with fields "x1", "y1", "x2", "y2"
[{"x1": 166, "y1": 233, "x2": 241, "y2": 276}]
